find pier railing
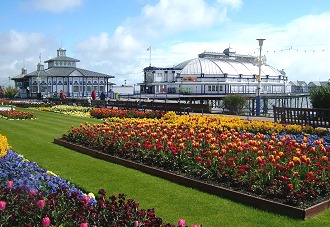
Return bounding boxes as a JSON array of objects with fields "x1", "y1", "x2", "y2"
[
  {"x1": 273, "y1": 106, "x2": 330, "y2": 128},
  {"x1": 104, "y1": 99, "x2": 212, "y2": 114}
]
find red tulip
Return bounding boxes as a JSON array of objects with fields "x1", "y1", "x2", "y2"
[{"x1": 287, "y1": 184, "x2": 294, "y2": 190}]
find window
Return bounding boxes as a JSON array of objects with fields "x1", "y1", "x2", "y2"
[
  {"x1": 40, "y1": 86, "x2": 47, "y2": 92},
  {"x1": 208, "y1": 85, "x2": 211, "y2": 91},
  {"x1": 73, "y1": 86, "x2": 79, "y2": 92}
]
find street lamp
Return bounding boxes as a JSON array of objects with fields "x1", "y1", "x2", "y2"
[{"x1": 256, "y1": 38, "x2": 265, "y2": 116}]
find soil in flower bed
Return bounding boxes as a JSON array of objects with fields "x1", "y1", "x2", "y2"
[{"x1": 54, "y1": 138, "x2": 330, "y2": 220}]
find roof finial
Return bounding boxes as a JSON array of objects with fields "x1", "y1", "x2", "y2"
[{"x1": 39, "y1": 53, "x2": 41, "y2": 63}]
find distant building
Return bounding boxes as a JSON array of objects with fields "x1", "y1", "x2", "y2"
[
  {"x1": 308, "y1": 80, "x2": 330, "y2": 91},
  {"x1": 289, "y1": 81, "x2": 309, "y2": 93},
  {"x1": 110, "y1": 85, "x2": 134, "y2": 99},
  {"x1": 12, "y1": 47, "x2": 114, "y2": 98},
  {"x1": 140, "y1": 48, "x2": 288, "y2": 96}
]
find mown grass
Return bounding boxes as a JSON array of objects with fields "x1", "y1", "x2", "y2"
[{"x1": 1, "y1": 108, "x2": 330, "y2": 226}]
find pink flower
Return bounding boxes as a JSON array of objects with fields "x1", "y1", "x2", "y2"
[
  {"x1": 83, "y1": 196, "x2": 90, "y2": 203},
  {"x1": 42, "y1": 217, "x2": 50, "y2": 227},
  {"x1": 192, "y1": 225, "x2": 201, "y2": 227},
  {"x1": 7, "y1": 181, "x2": 13, "y2": 188},
  {"x1": 29, "y1": 190, "x2": 37, "y2": 195},
  {"x1": 0, "y1": 201, "x2": 6, "y2": 211},
  {"x1": 80, "y1": 223, "x2": 88, "y2": 227},
  {"x1": 178, "y1": 219, "x2": 185, "y2": 227},
  {"x1": 134, "y1": 220, "x2": 139, "y2": 226},
  {"x1": 38, "y1": 200, "x2": 45, "y2": 208}
]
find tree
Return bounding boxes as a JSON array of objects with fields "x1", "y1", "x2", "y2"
[
  {"x1": 223, "y1": 94, "x2": 247, "y2": 115},
  {"x1": 309, "y1": 86, "x2": 330, "y2": 109},
  {"x1": 4, "y1": 85, "x2": 20, "y2": 111}
]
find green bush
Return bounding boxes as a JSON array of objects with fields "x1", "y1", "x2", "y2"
[
  {"x1": 223, "y1": 94, "x2": 247, "y2": 115},
  {"x1": 310, "y1": 86, "x2": 330, "y2": 109}
]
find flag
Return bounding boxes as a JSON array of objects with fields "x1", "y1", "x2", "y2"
[{"x1": 147, "y1": 46, "x2": 151, "y2": 51}]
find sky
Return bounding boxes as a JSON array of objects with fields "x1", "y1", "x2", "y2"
[{"x1": 1, "y1": 0, "x2": 330, "y2": 87}]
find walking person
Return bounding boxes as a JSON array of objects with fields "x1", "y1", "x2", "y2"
[{"x1": 91, "y1": 90, "x2": 96, "y2": 100}]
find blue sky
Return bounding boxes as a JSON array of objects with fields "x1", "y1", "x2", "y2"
[{"x1": 1, "y1": 0, "x2": 330, "y2": 86}]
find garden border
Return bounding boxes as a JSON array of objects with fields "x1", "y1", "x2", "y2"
[{"x1": 54, "y1": 138, "x2": 330, "y2": 220}]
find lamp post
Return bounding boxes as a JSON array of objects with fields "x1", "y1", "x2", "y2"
[{"x1": 256, "y1": 38, "x2": 265, "y2": 116}]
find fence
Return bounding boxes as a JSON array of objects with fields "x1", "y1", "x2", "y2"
[
  {"x1": 273, "y1": 106, "x2": 330, "y2": 128},
  {"x1": 106, "y1": 99, "x2": 211, "y2": 114}
]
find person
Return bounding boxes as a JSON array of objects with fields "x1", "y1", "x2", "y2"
[
  {"x1": 53, "y1": 91, "x2": 58, "y2": 99},
  {"x1": 91, "y1": 90, "x2": 96, "y2": 100},
  {"x1": 99, "y1": 91, "x2": 106, "y2": 101},
  {"x1": 87, "y1": 96, "x2": 92, "y2": 106},
  {"x1": 59, "y1": 90, "x2": 66, "y2": 103}
]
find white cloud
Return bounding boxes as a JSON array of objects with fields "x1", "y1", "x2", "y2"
[
  {"x1": 72, "y1": 0, "x2": 243, "y2": 85},
  {"x1": 74, "y1": 2, "x2": 330, "y2": 86},
  {"x1": 22, "y1": 0, "x2": 84, "y2": 13},
  {"x1": 0, "y1": 30, "x2": 57, "y2": 86},
  {"x1": 217, "y1": 0, "x2": 242, "y2": 9},
  {"x1": 262, "y1": 12, "x2": 330, "y2": 82},
  {"x1": 2, "y1": 0, "x2": 329, "y2": 87},
  {"x1": 140, "y1": 0, "x2": 241, "y2": 35}
]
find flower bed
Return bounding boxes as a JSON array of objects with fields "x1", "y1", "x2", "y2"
[
  {"x1": 0, "y1": 133, "x2": 9, "y2": 157},
  {"x1": 0, "y1": 109, "x2": 35, "y2": 120},
  {"x1": 0, "y1": 99, "x2": 10, "y2": 105},
  {"x1": 54, "y1": 138, "x2": 330, "y2": 220},
  {"x1": 0, "y1": 149, "x2": 195, "y2": 226},
  {"x1": 60, "y1": 115, "x2": 330, "y2": 218},
  {"x1": 49, "y1": 105, "x2": 93, "y2": 118},
  {"x1": 90, "y1": 108, "x2": 165, "y2": 119}
]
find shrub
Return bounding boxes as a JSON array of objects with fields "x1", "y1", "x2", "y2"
[
  {"x1": 223, "y1": 94, "x2": 247, "y2": 115},
  {"x1": 310, "y1": 86, "x2": 330, "y2": 109}
]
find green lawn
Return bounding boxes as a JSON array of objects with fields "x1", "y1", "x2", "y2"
[{"x1": 1, "y1": 108, "x2": 330, "y2": 226}]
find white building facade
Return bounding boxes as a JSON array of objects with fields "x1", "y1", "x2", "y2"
[
  {"x1": 141, "y1": 48, "x2": 289, "y2": 96},
  {"x1": 12, "y1": 48, "x2": 114, "y2": 98}
]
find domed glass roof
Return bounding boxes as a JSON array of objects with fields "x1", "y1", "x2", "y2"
[{"x1": 176, "y1": 50, "x2": 282, "y2": 77}]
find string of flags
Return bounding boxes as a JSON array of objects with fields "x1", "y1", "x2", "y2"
[
  {"x1": 251, "y1": 45, "x2": 330, "y2": 55},
  {"x1": 112, "y1": 72, "x2": 144, "y2": 76}
]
